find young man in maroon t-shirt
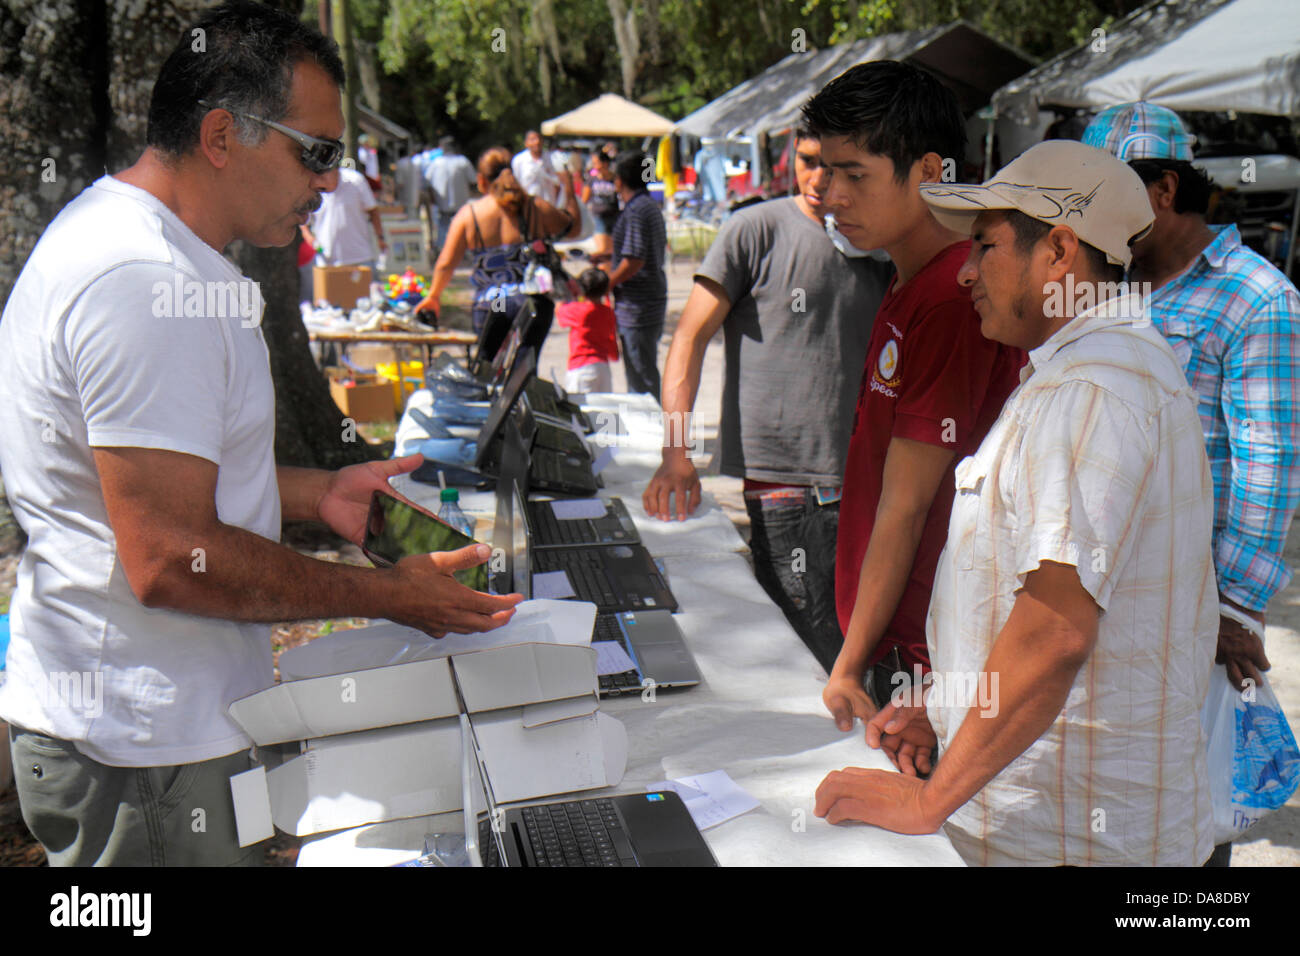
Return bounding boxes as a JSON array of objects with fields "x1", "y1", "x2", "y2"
[{"x1": 802, "y1": 61, "x2": 1024, "y2": 771}]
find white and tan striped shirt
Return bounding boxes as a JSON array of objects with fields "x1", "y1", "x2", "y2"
[{"x1": 926, "y1": 293, "x2": 1218, "y2": 866}]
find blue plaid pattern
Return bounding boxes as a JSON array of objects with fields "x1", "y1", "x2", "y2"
[
  {"x1": 1082, "y1": 102, "x2": 1195, "y2": 162},
  {"x1": 1146, "y1": 224, "x2": 1300, "y2": 610}
]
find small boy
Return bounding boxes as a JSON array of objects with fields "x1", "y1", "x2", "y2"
[{"x1": 555, "y1": 267, "x2": 620, "y2": 394}]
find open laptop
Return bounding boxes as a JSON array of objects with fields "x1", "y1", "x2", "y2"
[
  {"x1": 490, "y1": 426, "x2": 698, "y2": 696},
  {"x1": 493, "y1": 421, "x2": 676, "y2": 614},
  {"x1": 526, "y1": 495, "x2": 640, "y2": 548},
  {"x1": 413, "y1": 349, "x2": 599, "y2": 496},
  {"x1": 450, "y1": 660, "x2": 716, "y2": 868}
]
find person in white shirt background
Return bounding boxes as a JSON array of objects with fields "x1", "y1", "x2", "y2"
[
  {"x1": 512, "y1": 129, "x2": 565, "y2": 208},
  {"x1": 300, "y1": 162, "x2": 386, "y2": 274}
]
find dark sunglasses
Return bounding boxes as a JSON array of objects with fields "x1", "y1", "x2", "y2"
[{"x1": 197, "y1": 100, "x2": 344, "y2": 174}]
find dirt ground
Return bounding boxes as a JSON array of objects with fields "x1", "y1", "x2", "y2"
[{"x1": 1, "y1": 259, "x2": 1297, "y2": 866}]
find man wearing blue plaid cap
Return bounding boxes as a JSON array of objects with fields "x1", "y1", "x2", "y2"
[{"x1": 1085, "y1": 102, "x2": 1300, "y2": 867}]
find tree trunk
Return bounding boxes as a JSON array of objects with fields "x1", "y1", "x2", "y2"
[
  {"x1": 0, "y1": 0, "x2": 380, "y2": 537},
  {"x1": 232, "y1": 240, "x2": 377, "y2": 470},
  {"x1": 0, "y1": 0, "x2": 108, "y2": 307},
  {"x1": 606, "y1": 0, "x2": 641, "y2": 99}
]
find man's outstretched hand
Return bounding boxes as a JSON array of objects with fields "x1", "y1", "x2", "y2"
[
  {"x1": 317, "y1": 453, "x2": 425, "y2": 547},
  {"x1": 814, "y1": 767, "x2": 940, "y2": 834},
  {"x1": 390, "y1": 543, "x2": 522, "y2": 638}
]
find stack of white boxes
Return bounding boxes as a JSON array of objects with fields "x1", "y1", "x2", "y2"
[{"x1": 227, "y1": 601, "x2": 626, "y2": 844}]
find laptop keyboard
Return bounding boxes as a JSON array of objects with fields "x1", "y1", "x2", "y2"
[
  {"x1": 478, "y1": 799, "x2": 632, "y2": 867},
  {"x1": 538, "y1": 422, "x2": 588, "y2": 456},
  {"x1": 530, "y1": 450, "x2": 573, "y2": 488},
  {"x1": 532, "y1": 501, "x2": 595, "y2": 545},
  {"x1": 534, "y1": 549, "x2": 618, "y2": 608},
  {"x1": 594, "y1": 614, "x2": 642, "y2": 694},
  {"x1": 476, "y1": 817, "x2": 504, "y2": 867}
]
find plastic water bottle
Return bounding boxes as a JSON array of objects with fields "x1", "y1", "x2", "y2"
[{"x1": 437, "y1": 487, "x2": 475, "y2": 538}]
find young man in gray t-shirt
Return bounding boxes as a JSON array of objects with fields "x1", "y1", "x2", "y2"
[{"x1": 643, "y1": 129, "x2": 892, "y2": 671}]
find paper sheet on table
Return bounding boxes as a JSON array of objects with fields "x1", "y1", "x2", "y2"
[
  {"x1": 532, "y1": 569, "x2": 576, "y2": 600},
  {"x1": 551, "y1": 498, "x2": 607, "y2": 520},
  {"x1": 593, "y1": 641, "x2": 637, "y2": 676},
  {"x1": 652, "y1": 770, "x2": 760, "y2": 830}
]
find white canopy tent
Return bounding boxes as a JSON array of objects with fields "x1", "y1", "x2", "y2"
[
  {"x1": 989, "y1": 0, "x2": 1300, "y2": 277},
  {"x1": 993, "y1": 0, "x2": 1300, "y2": 125},
  {"x1": 677, "y1": 21, "x2": 1034, "y2": 142},
  {"x1": 539, "y1": 93, "x2": 676, "y2": 138}
]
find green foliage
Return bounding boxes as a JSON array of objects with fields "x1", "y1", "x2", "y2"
[{"x1": 306, "y1": 0, "x2": 1152, "y2": 149}]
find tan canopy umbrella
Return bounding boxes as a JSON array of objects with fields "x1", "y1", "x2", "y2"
[{"x1": 540, "y1": 93, "x2": 675, "y2": 137}]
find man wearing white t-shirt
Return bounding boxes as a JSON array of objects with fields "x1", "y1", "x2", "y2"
[
  {"x1": 512, "y1": 130, "x2": 565, "y2": 208},
  {"x1": 301, "y1": 164, "x2": 386, "y2": 270},
  {"x1": 0, "y1": 2, "x2": 520, "y2": 867}
]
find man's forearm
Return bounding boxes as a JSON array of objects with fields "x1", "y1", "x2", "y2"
[
  {"x1": 920, "y1": 567, "x2": 1096, "y2": 824},
  {"x1": 278, "y1": 466, "x2": 332, "y2": 523},
  {"x1": 143, "y1": 519, "x2": 400, "y2": 624},
  {"x1": 609, "y1": 257, "x2": 643, "y2": 288},
  {"x1": 659, "y1": 334, "x2": 707, "y2": 456},
  {"x1": 835, "y1": 505, "x2": 929, "y2": 679}
]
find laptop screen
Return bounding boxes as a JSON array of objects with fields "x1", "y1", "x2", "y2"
[
  {"x1": 474, "y1": 348, "x2": 537, "y2": 469},
  {"x1": 491, "y1": 419, "x2": 532, "y2": 598}
]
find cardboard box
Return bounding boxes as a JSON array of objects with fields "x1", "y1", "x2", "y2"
[
  {"x1": 343, "y1": 344, "x2": 399, "y2": 372},
  {"x1": 327, "y1": 369, "x2": 395, "y2": 423},
  {"x1": 227, "y1": 601, "x2": 627, "y2": 839},
  {"x1": 313, "y1": 264, "x2": 372, "y2": 308}
]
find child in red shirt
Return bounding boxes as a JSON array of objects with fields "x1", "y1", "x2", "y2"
[{"x1": 555, "y1": 267, "x2": 620, "y2": 394}]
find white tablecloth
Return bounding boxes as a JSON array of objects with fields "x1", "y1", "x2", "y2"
[{"x1": 297, "y1": 392, "x2": 962, "y2": 866}]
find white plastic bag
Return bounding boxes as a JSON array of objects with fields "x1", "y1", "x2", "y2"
[{"x1": 1201, "y1": 663, "x2": 1300, "y2": 844}]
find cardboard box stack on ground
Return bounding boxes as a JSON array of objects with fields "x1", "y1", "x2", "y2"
[
  {"x1": 312, "y1": 265, "x2": 372, "y2": 308},
  {"x1": 326, "y1": 368, "x2": 395, "y2": 423},
  {"x1": 226, "y1": 601, "x2": 627, "y2": 842}
]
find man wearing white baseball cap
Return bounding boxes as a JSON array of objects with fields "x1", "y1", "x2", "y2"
[
  {"x1": 815, "y1": 140, "x2": 1220, "y2": 866},
  {"x1": 1084, "y1": 101, "x2": 1300, "y2": 868}
]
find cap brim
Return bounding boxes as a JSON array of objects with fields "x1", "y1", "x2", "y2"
[{"x1": 919, "y1": 183, "x2": 1020, "y2": 237}]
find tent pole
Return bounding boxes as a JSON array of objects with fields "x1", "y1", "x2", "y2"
[
  {"x1": 1287, "y1": 187, "x2": 1300, "y2": 281},
  {"x1": 984, "y1": 113, "x2": 995, "y2": 181}
]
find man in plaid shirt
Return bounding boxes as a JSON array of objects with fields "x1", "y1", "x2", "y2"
[{"x1": 1085, "y1": 102, "x2": 1300, "y2": 865}]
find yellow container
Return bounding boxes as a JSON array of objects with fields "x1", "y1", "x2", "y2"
[{"x1": 375, "y1": 360, "x2": 425, "y2": 409}]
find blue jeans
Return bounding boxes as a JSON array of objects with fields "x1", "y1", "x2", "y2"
[
  {"x1": 744, "y1": 490, "x2": 843, "y2": 673},
  {"x1": 618, "y1": 323, "x2": 663, "y2": 399}
]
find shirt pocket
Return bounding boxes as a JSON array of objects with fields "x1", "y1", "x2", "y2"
[
  {"x1": 1156, "y1": 316, "x2": 1197, "y2": 375},
  {"x1": 951, "y1": 454, "x2": 990, "y2": 571}
]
